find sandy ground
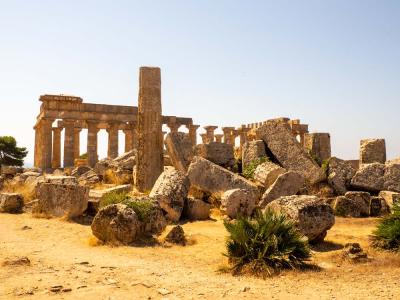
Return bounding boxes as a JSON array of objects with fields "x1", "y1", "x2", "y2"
[{"x1": 1, "y1": 213, "x2": 400, "y2": 300}]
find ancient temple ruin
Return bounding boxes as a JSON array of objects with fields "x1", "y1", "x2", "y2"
[{"x1": 33, "y1": 66, "x2": 330, "y2": 191}]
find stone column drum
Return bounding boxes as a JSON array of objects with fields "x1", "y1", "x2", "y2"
[
  {"x1": 107, "y1": 123, "x2": 119, "y2": 159},
  {"x1": 135, "y1": 67, "x2": 164, "y2": 192},
  {"x1": 39, "y1": 119, "x2": 54, "y2": 171},
  {"x1": 63, "y1": 120, "x2": 75, "y2": 168}
]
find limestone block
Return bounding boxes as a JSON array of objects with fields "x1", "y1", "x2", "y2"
[
  {"x1": 242, "y1": 140, "x2": 266, "y2": 170},
  {"x1": 259, "y1": 171, "x2": 305, "y2": 208},
  {"x1": 187, "y1": 156, "x2": 259, "y2": 200},
  {"x1": 350, "y1": 163, "x2": 385, "y2": 192},
  {"x1": 266, "y1": 195, "x2": 335, "y2": 243},
  {"x1": 165, "y1": 132, "x2": 194, "y2": 172},
  {"x1": 304, "y1": 133, "x2": 331, "y2": 165},
  {"x1": 379, "y1": 190, "x2": 400, "y2": 209},
  {"x1": 182, "y1": 198, "x2": 210, "y2": 221},
  {"x1": 44, "y1": 175, "x2": 78, "y2": 185},
  {"x1": 255, "y1": 121, "x2": 326, "y2": 184},
  {"x1": 194, "y1": 142, "x2": 234, "y2": 168},
  {"x1": 383, "y1": 162, "x2": 400, "y2": 193},
  {"x1": 360, "y1": 139, "x2": 386, "y2": 164},
  {"x1": 327, "y1": 157, "x2": 356, "y2": 195},
  {"x1": 0, "y1": 193, "x2": 24, "y2": 213},
  {"x1": 253, "y1": 161, "x2": 286, "y2": 187},
  {"x1": 221, "y1": 189, "x2": 256, "y2": 218},
  {"x1": 149, "y1": 167, "x2": 190, "y2": 222},
  {"x1": 35, "y1": 182, "x2": 89, "y2": 218},
  {"x1": 333, "y1": 192, "x2": 370, "y2": 217}
]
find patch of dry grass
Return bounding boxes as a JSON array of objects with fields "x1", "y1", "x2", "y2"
[{"x1": 104, "y1": 169, "x2": 132, "y2": 185}]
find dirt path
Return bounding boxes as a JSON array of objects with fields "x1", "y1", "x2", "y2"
[{"x1": 1, "y1": 214, "x2": 400, "y2": 299}]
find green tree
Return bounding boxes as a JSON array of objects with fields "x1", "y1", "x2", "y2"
[{"x1": 0, "y1": 136, "x2": 28, "y2": 167}]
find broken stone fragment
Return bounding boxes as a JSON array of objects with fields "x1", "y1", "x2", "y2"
[
  {"x1": 327, "y1": 157, "x2": 356, "y2": 195},
  {"x1": 149, "y1": 167, "x2": 190, "y2": 222},
  {"x1": 266, "y1": 195, "x2": 335, "y2": 243},
  {"x1": 259, "y1": 171, "x2": 305, "y2": 208},
  {"x1": 220, "y1": 188, "x2": 256, "y2": 219},
  {"x1": 182, "y1": 198, "x2": 210, "y2": 221},
  {"x1": 164, "y1": 132, "x2": 194, "y2": 172},
  {"x1": 333, "y1": 192, "x2": 370, "y2": 217},
  {"x1": 253, "y1": 161, "x2": 286, "y2": 188},
  {"x1": 0, "y1": 193, "x2": 24, "y2": 214},
  {"x1": 359, "y1": 139, "x2": 386, "y2": 165},
  {"x1": 255, "y1": 121, "x2": 326, "y2": 185},
  {"x1": 350, "y1": 163, "x2": 385, "y2": 192},
  {"x1": 241, "y1": 140, "x2": 266, "y2": 170}
]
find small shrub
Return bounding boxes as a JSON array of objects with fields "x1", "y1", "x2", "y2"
[
  {"x1": 99, "y1": 192, "x2": 154, "y2": 222},
  {"x1": 99, "y1": 192, "x2": 131, "y2": 208},
  {"x1": 224, "y1": 209, "x2": 311, "y2": 277},
  {"x1": 321, "y1": 158, "x2": 331, "y2": 174},
  {"x1": 242, "y1": 156, "x2": 268, "y2": 179},
  {"x1": 371, "y1": 202, "x2": 400, "y2": 251}
]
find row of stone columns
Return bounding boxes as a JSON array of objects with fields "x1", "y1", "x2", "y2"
[
  {"x1": 197, "y1": 125, "x2": 250, "y2": 148},
  {"x1": 34, "y1": 119, "x2": 138, "y2": 170}
]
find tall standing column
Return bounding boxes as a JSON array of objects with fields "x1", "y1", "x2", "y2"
[
  {"x1": 52, "y1": 127, "x2": 62, "y2": 169},
  {"x1": 136, "y1": 67, "x2": 163, "y2": 192},
  {"x1": 74, "y1": 127, "x2": 81, "y2": 160},
  {"x1": 87, "y1": 121, "x2": 100, "y2": 167},
  {"x1": 107, "y1": 123, "x2": 119, "y2": 159},
  {"x1": 187, "y1": 124, "x2": 200, "y2": 146},
  {"x1": 63, "y1": 120, "x2": 75, "y2": 168},
  {"x1": 222, "y1": 127, "x2": 235, "y2": 144},
  {"x1": 33, "y1": 125, "x2": 40, "y2": 168}
]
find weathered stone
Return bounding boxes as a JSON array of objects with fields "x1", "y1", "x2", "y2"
[
  {"x1": 342, "y1": 243, "x2": 368, "y2": 263},
  {"x1": 19, "y1": 171, "x2": 41, "y2": 181},
  {"x1": 369, "y1": 196, "x2": 387, "y2": 217},
  {"x1": 1, "y1": 165, "x2": 23, "y2": 176},
  {"x1": 187, "y1": 156, "x2": 259, "y2": 200},
  {"x1": 304, "y1": 133, "x2": 331, "y2": 165},
  {"x1": 35, "y1": 182, "x2": 89, "y2": 218},
  {"x1": 113, "y1": 150, "x2": 136, "y2": 170},
  {"x1": 266, "y1": 195, "x2": 335, "y2": 243},
  {"x1": 253, "y1": 161, "x2": 286, "y2": 188},
  {"x1": 0, "y1": 193, "x2": 24, "y2": 213},
  {"x1": 183, "y1": 198, "x2": 210, "y2": 221},
  {"x1": 88, "y1": 184, "x2": 132, "y2": 211},
  {"x1": 78, "y1": 170, "x2": 100, "y2": 186},
  {"x1": 194, "y1": 142, "x2": 234, "y2": 168},
  {"x1": 350, "y1": 163, "x2": 385, "y2": 192},
  {"x1": 149, "y1": 167, "x2": 190, "y2": 222},
  {"x1": 360, "y1": 139, "x2": 386, "y2": 164},
  {"x1": 378, "y1": 191, "x2": 400, "y2": 209},
  {"x1": 165, "y1": 225, "x2": 186, "y2": 245},
  {"x1": 164, "y1": 132, "x2": 194, "y2": 172},
  {"x1": 259, "y1": 171, "x2": 305, "y2": 208},
  {"x1": 136, "y1": 67, "x2": 164, "y2": 192},
  {"x1": 71, "y1": 166, "x2": 92, "y2": 177},
  {"x1": 221, "y1": 189, "x2": 256, "y2": 218},
  {"x1": 44, "y1": 175, "x2": 78, "y2": 185},
  {"x1": 91, "y1": 204, "x2": 141, "y2": 245},
  {"x1": 327, "y1": 157, "x2": 356, "y2": 195},
  {"x1": 255, "y1": 121, "x2": 326, "y2": 184},
  {"x1": 333, "y1": 192, "x2": 370, "y2": 217},
  {"x1": 383, "y1": 162, "x2": 400, "y2": 193},
  {"x1": 242, "y1": 140, "x2": 266, "y2": 170}
]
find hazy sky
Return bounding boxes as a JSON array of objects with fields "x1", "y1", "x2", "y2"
[{"x1": 0, "y1": 0, "x2": 399, "y2": 165}]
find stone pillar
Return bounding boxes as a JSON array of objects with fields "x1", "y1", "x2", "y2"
[
  {"x1": 238, "y1": 126, "x2": 250, "y2": 148},
  {"x1": 222, "y1": 127, "x2": 235, "y2": 144},
  {"x1": 123, "y1": 127, "x2": 134, "y2": 153},
  {"x1": 74, "y1": 127, "x2": 81, "y2": 160},
  {"x1": 187, "y1": 124, "x2": 200, "y2": 146},
  {"x1": 37, "y1": 119, "x2": 54, "y2": 170},
  {"x1": 167, "y1": 117, "x2": 180, "y2": 133},
  {"x1": 33, "y1": 125, "x2": 40, "y2": 168},
  {"x1": 304, "y1": 133, "x2": 331, "y2": 165},
  {"x1": 52, "y1": 127, "x2": 62, "y2": 169},
  {"x1": 87, "y1": 121, "x2": 100, "y2": 167},
  {"x1": 107, "y1": 123, "x2": 119, "y2": 159},
  {"x1": 215, "y1": 134, "x2": 224, "y2": 143},
  {"x1": 63, "y1": 120, "x2": 75, "y2": 168},
  {"x1": 204, "y1": 126, "x2": 218, "y2": 143},
  {"x1": 136, "y1": 67, "x2": 163, "y2": 192}
]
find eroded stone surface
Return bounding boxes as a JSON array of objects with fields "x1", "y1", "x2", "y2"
[
  {"x1": 194, "y1": 142, "x2": 234, "y2": 168},
  {"x1": 165, "y1": 132, "x2": 194, "y2": 172},
  {"x1": 360, "y1": 139, "x2": 386, "y2": 165},
  {"x1": 242, "y1": 140, "x2": 266, "y2": 170},
  {"x1": 221, "y1": 189, "x2": 256, "y2": 218},
  {"x1": 350, "y1": 163, "x2": 385, "y2": 192},
  {"x1": 0, "y1": 193, "x2": 24, "y2": 214},
  {"x1": 327, "y1": 157, "x2": 356, "y2": 195},
  {"x1": 253, "y1": 161, "x2": 286, "y2": 188}
]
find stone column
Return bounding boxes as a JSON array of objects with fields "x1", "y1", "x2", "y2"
[
  {"x1": 38, "y1": 119, "x2": 54, "y2": 171},
  {"x1": 222, "y1": 127, "x2": 235, "y2": 144},
  {"x1": 52, "y1": 127, "x2": 62, "y2": 169},
  {"x1": 74, "y1": 127, "x2": 81, "y2": 160},
  {"x1": 304, "y1": 133, "x2": 331, "y2": 165},
  {"x1": 167, "y1": 117, "x2": 180, "y2": 133},
  {"x1": 215, "y1": 134, "x2": 224, "y2": 143},
  {"x1": 187, "y1": 124, "x2": 200, "y2": 146},
  {"x1": 107, "y1": 123, "x2": 119, "y2": 159},
  {"x1": 123, "y1": 127, "x2": 134, "y2": 153},
  {"x1": 33, "y1": 125, "x2": 40, "y2": 168},
  {"x1": 63, "y1": 120, "x2": 75, "y2": 168},
  {"x1": 204, "y1": 126, "x2": 218, "y2": 143},
  {"x1": 239, "y1": 126, "x2": 250, "y2": 148},
  {"x1": 87, "y1": 121, "x2": 100, "y2": 167},
  {"x1": 200, "y1": 133, "x2": 208, "y2": 144},
  {"x1": 136, "y1": 67, "x2": 163, "y2": 192}
]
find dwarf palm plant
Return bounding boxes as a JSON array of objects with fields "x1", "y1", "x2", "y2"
[
  {"x1": 372, "y1": 202, "x2": 400, "y2": 251},
  {"x1": 224, "y1": 209, "x2": 311, "y2": 276}
]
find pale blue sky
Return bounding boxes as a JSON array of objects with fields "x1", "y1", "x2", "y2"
[{"x1": 0, "y1": 0, "x2": 399, "y2": 165}]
